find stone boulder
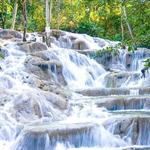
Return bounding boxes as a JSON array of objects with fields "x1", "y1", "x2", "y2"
[
  {"x1": 0, "y1": 88, "x2": 13, "y2": 107},
  {"x1": 10, "y1": 90, "x2": 68, "y2": 123},
  {"x1": 95, "y1": 95, "x2": 150, "y2": 110},
  {"x1": 14, "y1": 122, "x2": 97, "y2": 150},
  {"x1": 72, "y1": 39, "x2": 91, "y2": 50},
  {"x1": 24, "y1": 55, "x2": 67, "y2": 86},
  {"x1": 93, "y1": 37, "x2": 107, "y2": 47},
  {"x1": 0, "y1": 29, "x2": 22, "y2": 39},
  {"x1": 105, "y1": 72, "x2": 140, "y2": 88},
  {"x1": 104, "y1": 114, "x2": 150, "y2": 145},
  {"x1": 140, "y1": 77, "x2": 150, "y2": 87},
  {"x1": 50, "y1": 30, "x2": 66, "y2": 39},
  {"x1": 44, "y1": 91, "x2": 68, "y2": 110},
  {"x1": 76, "y1": 88, "x2": 130, "y2": 96},
  {"x1": 125, "y1": 52, "x2": 132, "y2": 69},
  {"x1": 18, "y1": 42, "x2": 48, "y2": 53}
]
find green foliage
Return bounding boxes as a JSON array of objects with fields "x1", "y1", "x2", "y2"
[
  {"x1": 144, "y1": 58, "x2": 150, "y2": 68},
  {"x1": 70, "y1": 21, "x2": 100, "y2": 37},
  {"x1": 0, "y1": 1, "x2": 12, "y2": 28},
  {"x1": 0, "y1": 0, "x2": 149, "y2": 48},
  {"x1": 94, "y1": 44, "x2": 120, "y2": 58},
  {"x1": 0, "y1": 52, "x2": 4, "y2": 60}
]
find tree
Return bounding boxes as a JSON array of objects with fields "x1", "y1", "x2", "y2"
[
  {"x1": 45, "y1": 0, "x2": 53, "y2": 46},
  {"x1": 11, "y1": 0, "x2": 18, "y2": 30},
  {"x1": 0, "y1": 0, "x2": 7, "y2": 29},
  {"x1": 45, "y1": 0, "x2": 50, "y2": 32},
  {"x1": 121, "y1": 1, "x2": 135, "y2": 46},
  {"x1": 22, "y1": 0, "x2": 27, "y2": 41}
]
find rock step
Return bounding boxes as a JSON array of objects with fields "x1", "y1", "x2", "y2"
[
  {"x1": 76, "y1": 87, "x2": 150, "y2": 96},
  {"x1": 71, "y1": 95, "x2": 150, "y2": 111},
  {"x1": 121, "y1": 146, "x2": 150, "y2": 150},
  {"x1": 15, "y1": 122, "x2": 98, "y2": 150},
  {"x1": 103, "y1": 113, "x2": 150, "y2": 145}
]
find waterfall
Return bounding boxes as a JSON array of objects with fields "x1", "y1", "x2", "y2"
[
  {"x1": 0, "y1": 30, "x2": 150, "y2": 150},
  {"x1": 49, "y1": 48, "x2": 106, "y2": 89}
]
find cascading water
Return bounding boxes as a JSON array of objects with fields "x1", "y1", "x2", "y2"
[
  {"x1": 0, "y1": 29, "x2": 150, "y2": 150},
  {"x1": 49, "y1": 48, "x2": 106, "y2": 89}
]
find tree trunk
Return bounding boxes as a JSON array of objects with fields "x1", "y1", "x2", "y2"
[
  {"x1": 57, "y1": 0, "x2": 61, "y2": 30},
  {"x1": 1, "y1": 0, "x2": 6, "y2": 29},
  {"x1": 22, "y1": 0, "x2": 27, "y2": 42},
  {"x1": 49, "y1": 0, "x2": 52, "y2": 26},
  {"x1": 45, "y1": 0, "x2": 52, "y2": 47},
  {"x1": 45, "y1": 0, "x2": 50, "y2": 32},
  {"x1": 122, "y1": 6, "x2": 134, "y2": 41},
  {"x1": 11, "y1": 0, "x2": 18, "y2": 30},
  {"x1": 121, "y1": 12, "x2": 124, "y2": 42}
]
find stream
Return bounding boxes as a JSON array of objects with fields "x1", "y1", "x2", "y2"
[{"x1": 0, "y1": 29, "x2": 150, "y2": 150}]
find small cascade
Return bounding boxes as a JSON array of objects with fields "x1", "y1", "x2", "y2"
[
  {"x1": 105, "y1": 114, "x2": 150, "y2": 145},
  {"x1": 130, "y1": 89, "x2": 139, "y2": 95},
  {"x1": 14, "y1": 124, "x2": 98, "y2": 150},
  {"x1": 50, "y1": 48, "x2": 106, "y2": 89},
  {"x1": 14, "y1": 123, "x2": 128, "y2": 150},
  {"x1": 0, "y1": 29, "x2": 150, "y2": 150},
  {"x1": 118, "y1": 48, "x2": 146, "y2": 72},
  {"x1": 49, "y1": 30, "x2": 118, "y2": 50}
]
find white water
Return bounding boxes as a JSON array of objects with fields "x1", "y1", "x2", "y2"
[
  {"x1": 0, "y1": 30, "x2": 150, "y2": 150},
  {"x1": 50, "y1": 48, "x2": 106, "y2": 89}
]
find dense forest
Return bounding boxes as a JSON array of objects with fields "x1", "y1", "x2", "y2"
[{"x1": 0, "y1": 0, "x2": 150, "y2": 48}]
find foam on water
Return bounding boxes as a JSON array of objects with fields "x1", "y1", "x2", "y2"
[
  {"x1": 50, "y1": 48, "x2": 106, "y2": 89},
  {"x1": 0, "y1": 31, "x2": 149, "y2": 150}
]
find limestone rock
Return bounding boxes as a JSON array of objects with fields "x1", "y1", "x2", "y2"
[
  {"x1": 76, "y1": 88, "x2": 130, "y2": 96},
  {"x1": 24, "y1": 55, "x2": 67, "y2": 86},
  {"x1": 18, "y1": 42, "x2": 48, "y2": 53},
  {"x1": 105, "y1": 72, "x2": 140, "y2": 88},
  {"x1": 72, "y1": 39, "x2": 91, "y2": 50},
  {"x1": 0, "y1": 29, "x2": 22, "y2": 39},
  {"x1": 104, "y1": 115, "x2": 150, "y2": 145},
  {"x1": 10, "y1": 90, "x2": 68, "y2": 123},
  {"x1": 15, "y1": 122, "x2": 97, "y2": 150},
  {"x1": 44, "y1": 91, "x2": 68, "y2": 110}
]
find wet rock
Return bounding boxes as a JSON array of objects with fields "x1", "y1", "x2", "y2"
[
  {"x1": 10, "y1": 90, "x2": 68, "y2": 123},
  {"x1": 95, "y1": 96, "x2": 150, "y2": 110},
  {"x1": 105, "y1": 72, "x2": 140, "y2": 88},
  {"x1": 18, "y1": 42, "x2": 48, "y2": 53},
  {"x1": 44, "y1": 91, "x2": 68, "y2": 110},
  {"x1": 125, "y1": 52, "x2": 132, "y2": 69},
  {"x1": 77, "y1": 87, "x2": 150, "y2": 97},
  {"x1": 104, "y1": 115, "x2": 150, "y2": 145},
  {"x1": 30, "y1": 50, "x2": 59, "y2": 61},
  {"x1": 0, "y1": 88, "x2": 13, "y2": 106},
  {"x1": 11, "y1": 93, "x2": 43, "y2": 121},
  {"x1": 76, "y1": 88, "x2": 130, "y2": 96},
  {"x1": 0, "y1": 29, "x2": 22, "y2": 39},
  {"x1": 50, "y1": 30, "x2": 65, "y2": 39},
  {"x1": 72, "y1": 39, "x2": 90, "y2": 50},
  {"x1": 0, "y1": 75, "x2": 14, "y2": 89},
  {"x1": 139, "y1": 87, "x2": 150, "y2": 95},
  {"x1": 132, "y1": 48, "x2": 150, "y2": 58},
  {"x1": 15, "y1": 122, "x2": 97, "y2": 150},
  {"x1": 21, "y1": 74, "x2": 69, "y2": 97},
  {"x1": 25, "y1": 56, "x2": 49, "y2": 79},
  {"x1": 24, "y1": 55, "x2": 67, "y2": 86},
  {"x1": 140, "y1": 77, "x2": 150, "y2": 87},
  {"x1": 73, "y1": 95, "x2": 150, "y2": 111},
  {"x1": 57, "y1": 36, "x2": 72, "y2": 48},
  {"x1": 93, "y1": 37, "x2": 107, "y2": 47},
  {"x1": 122, "y1": 146, "x2": 150, "y2": 150}
]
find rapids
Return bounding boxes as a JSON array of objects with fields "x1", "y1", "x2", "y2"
[{"x1": 0, "y1": 29, "x2": 149, "y2": 150}]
